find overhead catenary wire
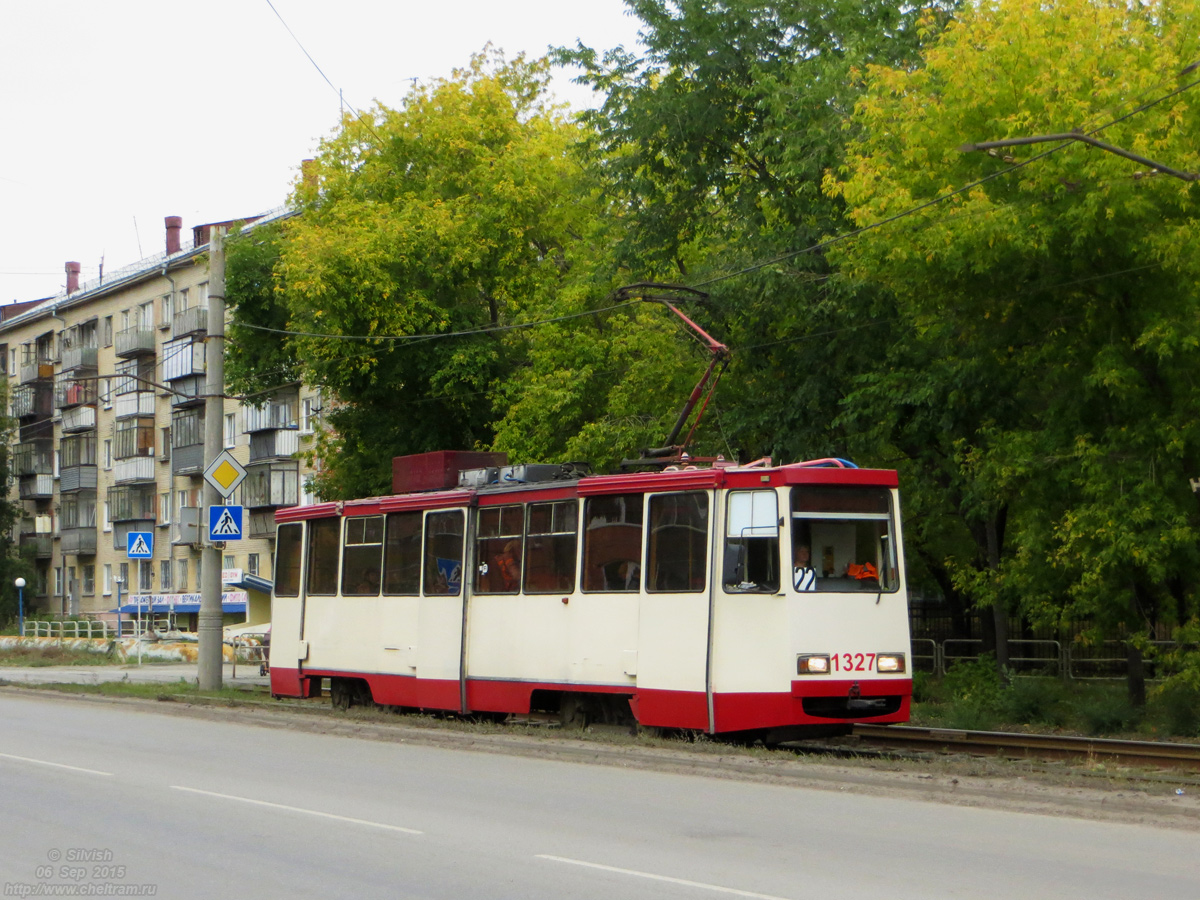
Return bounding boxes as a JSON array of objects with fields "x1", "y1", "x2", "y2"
[{"x1": 263, "y1": 0, "x2": 388, "y2": 147}]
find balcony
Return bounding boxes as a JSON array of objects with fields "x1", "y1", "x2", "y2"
[
  {"x1": 61, "y1": 345, "x2": 98, "y2": 371},
  {"x1": 18, "y1": 533, "x2": 52, "y2": 559},
  {"x1": 249, "y1": 428, "x2": 299, "y2": 462},
  {"x1": 14, "y1": 440, "x2": 52, "y2": 477},
  {"x1": 108, "y1": 485, "x2": 156, "y2": 522},
  {"x1": 55, "y1": 374, "x2": 98, "y2": 409},
  {"x1": 60, "y1": 465, "x2": 98, "y2": 493},
  {"x1": 18, "y1": 474, "x2": 53, "y2": 500},
  {"x1": 11, "y1": 382, "x2": 52, "y2": 420},
  {"x1": 113, "y1": 457, "x2": 155, "y2": 484},
  {"x1": 170, "y1": 374, "x2": 205, "y2": 408},
  {"x1": 243, "y1": 400, "x2": 298, "y2": 433},
  {"x1": 172, "y1": 306, "x2": 208, "y2": 338},
  {"x1": 114, "y1": 391, "x2": 155, "y2": 419},
  {"x1": 162, "y1": 336, "x2": 205, "y2": 381},
  {"x1": 172, "y1": 443, "x2": 205, "y2": 475},
  {"x1": 249, "y1": 510, "x2": 279, "y2": 539},
  {"x1": 61, "y1": 528, "x2": 97, "y2": 555},
  {"x1": 242, "y1": 461, "x2": 299, "y2": 509},
  {"x1": 61, "y1": 406, "x2": 97, "y2": 433},
  {"x1": 19, "y1": 360, "x2": 53, "y2": 385},
  {"x1": 115, "y1": 326, "x2": 156, "y2": 358}
]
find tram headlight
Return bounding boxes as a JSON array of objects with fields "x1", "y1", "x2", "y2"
[
  {"x1": 797, "y1": 654, "x2": 830, "y2": 675},
  {"x1": 876, "y1": 653, "x2": 906, "y2": 674}
]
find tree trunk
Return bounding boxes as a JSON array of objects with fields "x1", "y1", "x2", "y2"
[
  {"x1": 986, "y1": 518, "x2": 1010, "y2": 675},
  {"x1": 1126, "y1": 583, "x2": 1147, "y2": 709}
]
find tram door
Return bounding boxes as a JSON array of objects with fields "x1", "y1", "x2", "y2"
[
  {"x1": 414, "y1": 508, "x2": 467, "y2": 710},
  {"x1": 634, "y1": 490, "x2": 714, "y2": 730}
]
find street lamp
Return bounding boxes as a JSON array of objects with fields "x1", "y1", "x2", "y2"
[{"x1": 14, "y1": 577, "x2": 25, "y2": 638}]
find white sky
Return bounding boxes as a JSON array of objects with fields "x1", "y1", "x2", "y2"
[{"x1": 0, "y1": 1, "x2": 644, "y2": 305}]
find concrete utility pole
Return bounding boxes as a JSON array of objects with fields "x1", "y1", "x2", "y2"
[{"x1": 198, "y1": 226, "x2": 227, "y2": 690}]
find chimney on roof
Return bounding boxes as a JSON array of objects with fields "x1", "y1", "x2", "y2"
[
  {"x1": 65, "y1": 261, "x2": 81, "y2": 295},
  {"x1": 165, "y1": 216, "x2": 183, "y2": 255}
]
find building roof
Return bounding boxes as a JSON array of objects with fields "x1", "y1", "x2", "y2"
[{"x1": 0, "y1": 205, "x2": 296, "y2": 335}]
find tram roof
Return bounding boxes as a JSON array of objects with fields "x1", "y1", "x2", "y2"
[{"x1": 274, "y1": 460, "x2": 897, "y2": 524}]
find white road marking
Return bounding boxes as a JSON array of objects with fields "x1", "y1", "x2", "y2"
[
  {"x1": 170, "y1": 785, "x2": 423, "y2": 834},
  {"x1": 536, "y1": 854, "x2": 795, "y2": 900},
  {"x1": 0, "y1": 752, "x2": 113, "y2": 777}
]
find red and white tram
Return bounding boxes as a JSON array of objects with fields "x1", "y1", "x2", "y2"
[{"x1": 268, "y1": 454, "x2": 912, "y2": 740}]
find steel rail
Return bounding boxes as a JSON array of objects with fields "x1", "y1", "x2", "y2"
[{"x1": 852, "y1": 725, "x2": 1200, "y2": 772}]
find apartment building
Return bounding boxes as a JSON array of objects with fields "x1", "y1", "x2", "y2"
[{"x1": 3, "y1": 212, "x2": 319, "y2": 626}]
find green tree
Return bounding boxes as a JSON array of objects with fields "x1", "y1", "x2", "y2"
[
  {"x1": 828, "y1": 0, "x2": 1200, "y2": 695},
  {"x1": 0, "y1": 396, "x2": 36, "y2": 629},
  {"x1": 547, "y1": 0, "x2": 953, "y2": 468},
  {"x1": 228, "y1": 51, "x2": 603, "y2": 498}
]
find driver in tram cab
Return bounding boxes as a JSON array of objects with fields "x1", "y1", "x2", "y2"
[{"x1": 793, "y1": 543, "x2": 817, "y2": 592}]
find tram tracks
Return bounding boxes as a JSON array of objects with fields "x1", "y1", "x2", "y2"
[{"x1": 848, "y1": 724, "x2": 1200, "y2": 773}]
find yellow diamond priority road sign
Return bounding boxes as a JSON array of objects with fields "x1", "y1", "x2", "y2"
[{"x1": 203, "y1": 450, "x2": 247, "y2": 498}]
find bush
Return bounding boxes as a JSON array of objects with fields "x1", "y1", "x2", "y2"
[
  {"x1": 999, "y1": 677, "x2": 1068, "y2": 727},
  {"x1": 1154, "y1": 683, "x2": 1200, "y2": 738},
  {"x1": 942, "y1": 655, "x2": 1005, "y2": 709},
  {"x1": 1076, "y1": 691, "x2": 1140, "y2": 735}
]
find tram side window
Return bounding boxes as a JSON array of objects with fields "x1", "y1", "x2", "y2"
[
  {"x1": 791, "y1": 487, "x2": 897, "y2": 592},
  {"x1": 275, "y1": 522, "x2": 303, "y2": 597},
  {"x1": 475, "y1": 505, "x2": 524, "y2": 594},
  {"x1": 723, "y1": 490, "x2": 779, "y2": 593},
  {"x1": 383, "y1": 512, "x2": 423, "y2": 595},
  {"x1": 341, "y1": 516, "x2": 384, "y2": 596},
  {"x1": 647, "y1": 491, "x2": 709, "y2": 593},
  {"x1": 524, "y1": 500, "x2": 577, "y2": 593},
  {"x1": 581, "y1": 493, "x2": 644, "y2": 592},
  {"x1": 305, "y1": 517, "x2": 341, "y2": 596},
  {"x1": 424, "y1": 510, "x2": 465, "y2": 595}
]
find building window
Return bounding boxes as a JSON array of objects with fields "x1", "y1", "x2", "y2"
[
  {"x1": 54, "y1": 567, "x2": 63, "y2": 596},
  {"x1": 159, "y1": 492, "x2": 171, "y2": 526},
  {"x1": 119, "y1": 562, "x2": 129, "y2": 587},
  {"x1": 103, "y1": 564, "x2": 112, "y2": 596},
  {"x1": 102, "y1": 501, "x2": 112, "y2": 533},
  {"x1": 224, "y1": 413, "x2": 236, "y2": 449},
  {"x1": 103, "y1": 440, "x2": 112, "y2": 469},
  {"x1": 101, "y1": 378, "x2": 112, "y2": 408},
  {"x1": 161, "y1": 294, "x2": 173, "y2": 327},
  {"x1": 177, "y1": 558, "x2": 188, "y2": 592},
  {"x1": 301, "y1": 397, "x2": 318, "y2": 434},
  {"x1": 223, "y1": 554, "x2": 235, "y2": 570},
  {"x1": 160, "y1": 560, "x2": 172, "y2": 592},
  {"x1": 160, "y1": 428, "x2": 171, "y2": 460},
  {"x1": 83, "y1": 565, "x2": 95, "y2": 596},
  {"x1": 247, "y1": 553, "x2": 260, "y2": 577},
  {"x1": 103, "y1": 316, "x2": 113, "y2": 347}
]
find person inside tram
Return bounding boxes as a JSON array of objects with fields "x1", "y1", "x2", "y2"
[
  {"x1": 793, "y1": 542, "x2": 817, "y2": 592},
  {"x1": 494, "y1": 540, "x2": 521, "y2": 592}
]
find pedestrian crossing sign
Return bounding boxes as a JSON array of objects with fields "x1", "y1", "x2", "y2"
[
  {"x1": 209, "y1": 505, "x2": 244, "y2": 540},
  {"x1": 127, "y1": 531, "x2": 153, "y2": 559}
]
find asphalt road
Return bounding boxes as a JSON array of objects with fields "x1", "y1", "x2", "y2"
[{"x1": 0, "y1": 692, "x2": 1197, "y2": 900}]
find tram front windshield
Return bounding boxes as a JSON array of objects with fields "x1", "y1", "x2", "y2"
[{"x1": 790, "y1": 486, "x2": 897, "y2": 592}]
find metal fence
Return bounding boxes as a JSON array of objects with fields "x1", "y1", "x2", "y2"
[
  {"x1": 917, "y1": 636, "x2": 1180, "y2": 679},
  {"x1": 25, "y1": 619, "x2": 111, "y2": 640}
]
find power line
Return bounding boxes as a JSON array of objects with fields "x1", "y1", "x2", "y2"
[{"x1": 263, "y1": 0, "x2": 387, "y2": 146}]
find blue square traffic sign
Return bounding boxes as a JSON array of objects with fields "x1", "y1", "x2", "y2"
[
  {"x1": 209, "y1": 505, "x2": 244, "y2": 540},
  {"x1": 127, "y1": 531, "x2": 153, "y2": 559}
]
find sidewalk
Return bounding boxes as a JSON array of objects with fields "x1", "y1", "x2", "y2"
[{"x1": 0, "y1": 661, "x2": 269, "y2": 688}]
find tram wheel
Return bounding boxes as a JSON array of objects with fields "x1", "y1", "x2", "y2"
[{"x1": 330, "y1": 678, "x2": 352, "y2": 711}]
